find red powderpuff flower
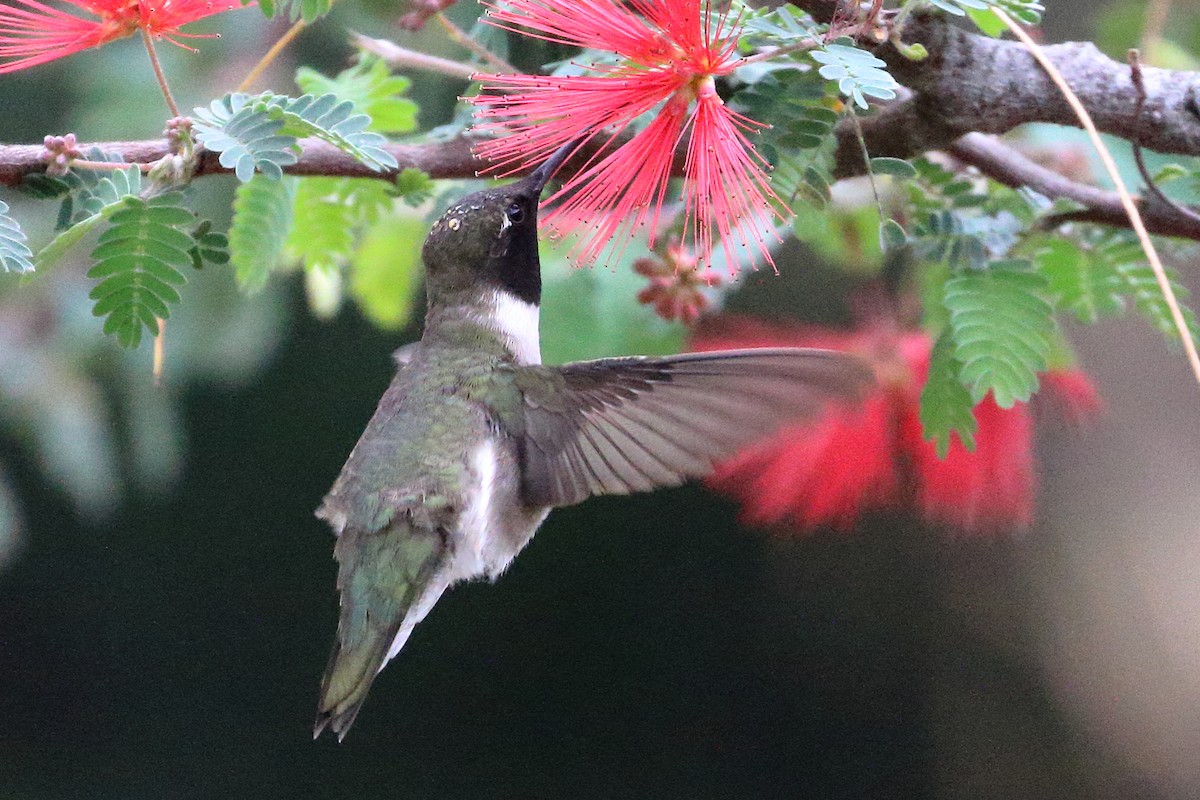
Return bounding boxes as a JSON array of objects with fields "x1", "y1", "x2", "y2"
[
  {"x1": 470, "y1": 0, "x2": 784, "y2": 272},
  {"x1": 0, "y1": 0, "x2": 247, "y2": 74},
  {"x1": 692, "y1": 316, "x2": 1102, "y2": 535}
]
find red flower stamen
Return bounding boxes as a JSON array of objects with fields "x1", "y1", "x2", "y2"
[
  {"x1": 0, "y1": 0, "x2": 247, "y2": 73},
  {"x1": 470, "y1": 0, "x2": 785, "y2": 273}
]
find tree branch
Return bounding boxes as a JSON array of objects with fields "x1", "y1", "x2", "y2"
[
  {"x1": 948, "y1": 133, "x2": 1200, "y2": 240},
  {"x1": 1, "y1": 5, "x2": 1198, "y2": 244},
  {"x1": 0, "y1": 136, "x2": 602, "y2": 188},
  {"x1": 829, "y1": 12, "x2": 1200, "y2": 176}
]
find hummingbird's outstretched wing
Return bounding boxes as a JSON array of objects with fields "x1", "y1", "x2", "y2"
[{"x1": 516, "y1": 348, "x2": 873, "y2": 508}]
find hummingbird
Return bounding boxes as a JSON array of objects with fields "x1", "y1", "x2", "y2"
[{"x1": 312, "y1": 141, "x2": 873, "y2": 741}]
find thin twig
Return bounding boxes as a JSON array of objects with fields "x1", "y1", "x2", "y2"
[
  {"x1": 847, "y1": 108, "x2": 884, "y2": 222},
  {"x1": 434, "y1": 12, "x2": 518, "y2": 74},
  {"x1": 351, "y1": 33, "x2": 479, "y2": 80},
  {"x1": 238, "y1": 19, "x2": 307, "y2": 93},
  {"x1": 738, "y1": 39, "x2": 819, "y2": 67},
  {"x1": 1127, "y1": 50, "x2": 1200, "y2": 226},
  {"x1": 948, "y1": 133, "x2": 1200, "y2": 241},
  {"x1": 994, "y1": 8, "x2": 1200, "y2": 387},
  {"x1": 1140, "y1": 0, "x2": 1172, "y2": 55},
  {"x1": 153, "y1": 318, "x2": 165, "y2": 387},
  {"x1": 140, "y1": 30, "x2": 181, "y2": 117},
  {"x1": 71, "y1": 159, "x2": 154, "y2": 173}
]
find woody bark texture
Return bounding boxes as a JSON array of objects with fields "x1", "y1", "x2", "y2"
[
  {"x1": 785, "y1": 0, "x2": 1200, "y2": 238},
  {"x1": 823, "y1": 11, "x2": 1200, "y2": 176}
]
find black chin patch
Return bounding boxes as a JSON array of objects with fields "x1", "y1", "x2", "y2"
[{"x1": 488, "y1": 218, "x2": 542, "y2": 306}]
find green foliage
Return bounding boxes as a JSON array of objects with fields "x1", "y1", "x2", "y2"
[
  {"x1": 731, "y1": 68, "x2": 836, "y2": 209},
  {"x1": 736, "y1": 3, "x2": 821, "y2": 50},
  {"x1": 193, "y1": 95, "x2": 297, "y2": 181},
  {"x1": 259, "y1": 93, "x2": 399, "y2": 173},
  {"x1": 1035, "y1": 238, "x2": 1123, "y2": 323},
  {"x1": 869, "y1": 157, "x2": 917, "y2": 179},
  {"x1": 0, "y1": 201, "x2": 33, "y2": 274},
  {"x1": 810, "y1": 41, "x2": 899, "y2": 109},
  {"x1": 1035, "y1": 234, "x2": 1200, "y2": 346},
  {"x1": 924, "y1": 0, "x2": 1044, "y2": 28},
  {"x1": 347, "y1": 214, "x2": 426, "y2": 329},
  {"x1": 908, "y1": 157, "x2": 989, "y2": 212},
  {"x1": 284, "y1": 177, "x2": 393, "y2": 273},
  {"x1": 285, "y1": 178, "x2": 356, "y2": 274},
  {"x1": 34, "y1": 165, "x2": 145, "y2": 271},
  {"x1": 193, "y1": 92, "x2": 398, "y2": 181},
  {"x1": 394, "y1": 168, "x2": 435, "y2": 207},
  {"x1": 1117, "y1": 260, "x2": 1200, "y2": 344},
  {"x1": 540, "y1": 252, "x2": 684, "y2": 364},
  {"x1": 920, "y1": 332, "x2": 977, "y2": 457},
  {"x1": 229, "y1": 175, "x2": 295, "y2": 290},
  {"x1": 88, "y1": 194, "x2": 196, "y2": 348},
  {"x1": 255, "y1": 0, "x2": 331, "y2": 23},
  {"x1": 792, "y1": 202, "x2": 886, "y2": 272},
  {"x1": 295, "y1": 59, "x2": 419, "y2": 135},
  {"x1": 913, "y1": 211, "x2": 988, "y2": 270},
  {"x1": 942, "y1": 260, "x2": 1054, "y2": 408},
  {"x1": 189, "y1": 221, "x2": 230, "y2": 271}
]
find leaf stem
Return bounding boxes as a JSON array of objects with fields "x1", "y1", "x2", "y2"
[
  {"x1": 238, "y1": 18, "x2": 307, "y2": 93},
  {"x1": 737, "y1": 39, "x2": 818, "y2": 67},
  {"x1": 434, "y1": 12, "x2": 518, "y2": 74},
  {"x1": 153, "y1": 318, "x2": 166, "y2": 386},
  {"x1": 351, "y1": 33, "x2": 479, "y2": 80},
  {"x1": 140, "y1": 29, "x2": 181, "y2": 118},
  {"x1": 847, "y1": 108, "x2": 883, "y2": 218},
  {"x1": 71, "y1": 159, "x2": 153, "y2": 173},
  {"x1": 994, "y1": 8, "x2": 1200, "y2": 387}
]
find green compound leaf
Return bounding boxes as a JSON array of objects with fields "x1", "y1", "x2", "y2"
[
  {"x1": 285, "y1": 177, "x2": 394, "y2": 272},
  {"x1": 87, "y1": 194, "x2": 194, "y2": 348},
  {"x1": 738, "y1": 4, "x2": 822, "y2": 50},
  {"x1": 393, "y1": 168, "x2": 435, "y2": 207},
  {"x1": 348, "y1": 214, "x2": 426, "y2": 329},
  {"x1": 258, "y1": 93, "x2": 399, "y2": 173},
  {"x1": 229, "y1": 174, "x2": 296, "y2": 290},
  {"x1": 913, "y1": 211, "x2": 989, "y2": 270},
  {"x1": 0, "y1": 200, "x2": 34, "y2": 274},
  {"x1": 809, "y1": 40, "x2": 899, "y2": 109},
  {"x1": 193, "y1": 94, "x2": 298, "y2": 181},
  {"x1": 869, "y1": 157, "x2": 917, "y2": 178},
  {"x1": 1114, "y1": 256, "x2": 1200, "y2": 345},
  {"x1": 295, "y1": 59, "x2": 418, "y2": 135},
  {"x1": 927, "y1": 0, "x2": 1044, "y2": 30},
  {"x1": 1034, "y1": 238, "x2": 1123, "y2": 323},
  {"x1": 286, "y1": 178, "x2": 355, "y2": 273},
  {"x1": 34, "y1": 166, "x2": 144, "y2": 271},
  {"x1": 1036, "y1": 234, "x2": 1200, "y2": 347},
  {"x1": 188, "y1": 221, "x2": 230, "y2": 270},
  {"x1": 943, "y1": 260, "x2": 1055, "y2": 408},
  {"x1": 255, "y1": 0, "x2": 331, "y2": 23},
  {"x1": 920, "y1": 331, "x2": 978, "y2": 457}
]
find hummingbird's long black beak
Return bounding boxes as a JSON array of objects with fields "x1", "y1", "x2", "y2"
[{"x1": 523, "y1": 136, "x2": 587, "y2": 196}]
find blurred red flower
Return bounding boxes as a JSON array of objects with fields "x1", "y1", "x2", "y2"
[
  {"x1": 692, "y1": 316, "x2": 1101, "y2": 535},
  {"x1": 470, "y1": 0, "x2": 783, "y2": 272},
  {"x1": 0, "y1": 0, "x2": 246, "y2": 73}
]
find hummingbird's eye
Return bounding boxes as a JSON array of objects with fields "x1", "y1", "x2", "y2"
[{"x1": 505, "y1": 202, "x2": 525, "y2": 223}]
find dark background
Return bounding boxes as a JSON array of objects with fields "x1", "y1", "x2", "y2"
[{"x1": 2, "y1": 1, "x2": 1200, "y2": 798}]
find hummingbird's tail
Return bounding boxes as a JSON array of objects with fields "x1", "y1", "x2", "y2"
[{"x1": 313, "y1": 619, "x2": 394, "y2": 742}]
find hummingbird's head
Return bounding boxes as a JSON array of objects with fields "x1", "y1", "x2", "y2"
[{"x1": 421, "y1": 141, "x2": 577, "y2": 307}]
